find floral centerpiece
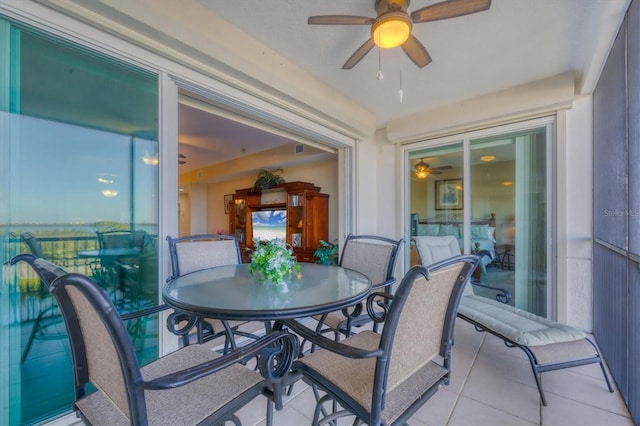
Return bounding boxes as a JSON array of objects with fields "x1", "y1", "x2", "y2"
[{"x1": 249, "y1": 238, "x2": 301, "y2": 285}]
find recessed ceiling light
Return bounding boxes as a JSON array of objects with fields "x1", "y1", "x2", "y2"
[
  {"x1": 481, "y1": 155, "x2": 495, "y2": 162},
  {"x1": 502, "y1": 181, "x2": 513, "y2": 186}
]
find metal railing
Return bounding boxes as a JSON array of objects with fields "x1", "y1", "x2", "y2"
[{"x1": 5, "y1": 235, "x2": 99, "y2": 322}]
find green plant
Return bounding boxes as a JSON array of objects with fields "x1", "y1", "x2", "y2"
[
  {"x1": 314, "y1": 239, "x2": 338, "y2": 265},
  {"x1": 249, "y1": 238, "x2": 301, "y2": 285},
  {"x1": 251, "y1": 168, "x2": 285, "y2": 192}
]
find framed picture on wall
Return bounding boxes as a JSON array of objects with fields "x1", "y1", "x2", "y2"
[
  {"x1": 435, "y1": 179, "x2": 463, "y2": 210},
  {"x1": 224, "y1": 194, "x2": 233, "y2": 214}
]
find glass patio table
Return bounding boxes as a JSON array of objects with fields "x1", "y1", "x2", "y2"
[
  {"x1": 162, "y1": 263, "x2": 371, "y2": 322},
  {"x1": 163, "y1": 263, "x2": 371, "y2": 425}
]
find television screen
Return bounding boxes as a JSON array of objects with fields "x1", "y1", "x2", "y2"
[{"x1": 251, "y1": 210, "x2": 287, "y2": 243}]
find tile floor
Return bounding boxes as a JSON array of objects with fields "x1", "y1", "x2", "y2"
[{"x1": 49, "y1": 319, "x2": 633, "y2": 426}]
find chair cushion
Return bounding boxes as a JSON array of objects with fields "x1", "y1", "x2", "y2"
[
  {"x1": 458, "y1": 295, "x2": 586, "y2": 346},
  {"x1": 413, "y1": 236, "x2": 461, "y2": 268},
  {"x1": 297, "y1": 330, "x2": 449, "y2": 425},
  {"x1": 175, "y1": 240, "x2": 239, "y2": 275},
  {"x1": 76, "y1": 343, "x2": 264, "y2": 425},
  {"x1": 297, "y1": 331, "x2": 380, "y2": 411}
]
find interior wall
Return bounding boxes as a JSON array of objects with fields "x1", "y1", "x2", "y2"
[
  {"x1": 564, "y1": 95, "x2": 594, "y2": 330},
  {"x1": 178, "y1": 192, "x2": 190, "y2": 236}
]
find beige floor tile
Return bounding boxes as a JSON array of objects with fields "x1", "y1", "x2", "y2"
[
  {"x1": 256, "y1": 404, "x2": 314, "y2": 426},
  {"x1": 410, "y1": 387, "x2": 460, "y2": 426},
  {"x1": 473, "y1": 344, "x2": 541, "y2": 389},
  {"x1": 541, "y1": 368, "x2": 629, "y2": 417},
  {"x1": 448, "y1": 395, "x2": 538, "y2": 426},
  {"x1": 541, "y1": 392, "x2": 634, "y2": 426},
  {"x1": 462, "y1": 359, "x2": 541, "y2": 423}
]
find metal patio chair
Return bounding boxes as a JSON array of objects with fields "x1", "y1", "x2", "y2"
[
  {"x1": 166, "y1": 234, "x2": 259, "y2": 352},
  {"x1": 17, "y1": 234, "x2": 66, "y2": 363},
  {"x1": 12, "y1": 253, "x2": 298, "y2": 425},
  {"x1": 312, "y1": 234, "x2": 403, "y2": 342},
  {"x1": 283, "y1": 255, "x2": 478, "y2": 425}
]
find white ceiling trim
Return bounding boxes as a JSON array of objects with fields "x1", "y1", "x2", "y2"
[
  {"x1": 386, "y1": 73, "x2": 575, "y2": 144},
  {"x1": 178, "y1": 94, "x2": 337, "y2": 155},
  {"x1": 173, "y1": 75, "x2": 355, "y2": 150}
]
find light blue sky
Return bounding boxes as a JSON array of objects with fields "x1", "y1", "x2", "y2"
[{"x1": 7, "y1": 113, "x2": 158, "y2": 226}]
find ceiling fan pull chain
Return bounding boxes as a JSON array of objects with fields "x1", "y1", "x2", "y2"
[
  {"x1": 377, "y1": 46, "x2": 384, "y2": 80},
  {"x1": 398, "y1": 70, "x2": 404, "y2": 102}
]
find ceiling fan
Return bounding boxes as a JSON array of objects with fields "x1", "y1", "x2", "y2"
[
  {"x1": 414, "y1": 158, "x2": 451, "y2": 178},
  {"x1": 308, "y1": 0, "x2": 491, "y2": 69}
]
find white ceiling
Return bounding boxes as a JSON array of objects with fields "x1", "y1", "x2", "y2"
[
  {"x1": 203, "y1": 0, "x2": 629, "y2": 126},
  {"x1": 27, "y1": 0, "x2": 630, "y2": 175},
  {"x1": 48, "y1": 0, "x2": 625, "y2": 174}
]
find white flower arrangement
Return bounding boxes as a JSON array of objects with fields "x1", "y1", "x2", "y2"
[{"x1": 249, "y1": 238, "x2": 301, "y2": 285}]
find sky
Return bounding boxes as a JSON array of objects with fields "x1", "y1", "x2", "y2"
[{"x1": 5, "y1": 113, "x2": 158, "y2": 226}]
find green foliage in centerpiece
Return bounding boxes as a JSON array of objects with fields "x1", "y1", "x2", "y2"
[{"x1": 249, "y1": 238, "x2": 301, "y2": 285}]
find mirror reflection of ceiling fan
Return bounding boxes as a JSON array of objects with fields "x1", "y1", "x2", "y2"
[
  {"x1": 414, "y1": 158, "x2": 451, "y2": 178},
  {"x1": 308, "y1": 0, "x2": 491, "y2": 69}
]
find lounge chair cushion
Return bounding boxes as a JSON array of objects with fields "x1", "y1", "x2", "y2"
[{"x1": 458, "y1": 295, "x2": 586, "y2": 346}]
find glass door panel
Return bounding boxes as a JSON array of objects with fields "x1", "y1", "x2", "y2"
[
  {"x1": 409, "y1": 143, "x2": 464, "y2": 265},
  {"x1": 1, "y1": 18, "x2": 159, "y2": 424},
  {"x1": 470, "y1": 127, "x2": 547, "y2": 316},
  {"x1": 408, "y1": 124, "x2": 548, "y2": 317}
]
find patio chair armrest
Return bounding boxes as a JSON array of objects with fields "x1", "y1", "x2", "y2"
[
  {"x1": 120, "y1": 304, "x2": 170, "y2": 321},
  {"x1": 371, "y1": 277, "x2": 396, "y2": 291},
  {"x1": 142, "y1": 330, "x2": 298, "y2": 390},
  {"x1": 470, "y1": 282, "x2": 512, "y2": 304},
  {"x1": 281, "y1": 319, "x2": 383, "y2": 359},
  {"x1": 365, "y1": 291, "x2": 395, "y2": 324}
]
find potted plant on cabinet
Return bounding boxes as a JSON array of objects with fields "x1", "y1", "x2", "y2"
[{"x1": 251, "y1": 168, "x2": 285, "y2": 192}]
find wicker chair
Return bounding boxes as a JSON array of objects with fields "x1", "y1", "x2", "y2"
[
  {"x1": 166, "y1": 234, "x2": 258, "y2": 352},
  {"x1": 12, "y1": 253, "x2": 298, "y2": 425},
  {"x1": 283, "y1": 255, "x2": 478, "y2": 426},
  {"x1": 312, "y1": 234, "x2": 403, "y2": 341}
]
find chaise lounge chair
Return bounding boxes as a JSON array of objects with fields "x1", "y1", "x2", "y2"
[{"x1": 413, "y1": 235, "x2": 615, "y2": 406}]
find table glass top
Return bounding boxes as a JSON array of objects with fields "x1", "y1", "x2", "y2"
[{"x1": 162, "y1": 263, "x2": 371, "y2": 320}]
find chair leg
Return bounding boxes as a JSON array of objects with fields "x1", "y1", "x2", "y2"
[
  {"x1": 21, "y1": 317, "x2": 42, "y2": 363},
  {"x1": 599, "y1": 361, "x2": 615, "y2": 393},
  {"x1": 265, "y1": 398, "x2": 274, "y2": 426}
]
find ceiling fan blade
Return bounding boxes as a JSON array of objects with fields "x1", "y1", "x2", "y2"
[
  {"x1": 342, "y1": 38, "x2": 376, "y2": 69},
  {"x1": 308, "y1": 15, "x2": 374, "y2": 25},
  {"x1": 401, "y1": 35, "x2": 432, "y2": 68},
  {"x1": 430, "y1": 171, "x2": 443, "y2": 175},
  {"x1": 431, "y1": 165, "x2": 453, "y2": 170},
  {"x1": 411, "y1": 0, "x2": 491, "y2": 23}
]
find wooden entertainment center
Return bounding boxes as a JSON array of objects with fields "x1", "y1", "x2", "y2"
[{"x1": 228, "y1": 181, "x2": 328, "y2": 263}]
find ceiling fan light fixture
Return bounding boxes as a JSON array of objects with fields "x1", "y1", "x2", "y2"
[
  {"x1": 414, "y1": 159, "x2": 430, "y2": 179},
  {"x1": 372, "y1": 13, "x2": 412, "y2": 48},
  {"x1": 142, "y1": 153, "x2": 159, "y2": 166}
]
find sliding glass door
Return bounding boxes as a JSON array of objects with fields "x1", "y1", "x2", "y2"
[
  {"x1": 1, "y1": 18, "x2": 159, "y2": 424},
  {"x1": 408, "y1": 120, "x2": 550, "y2": 316}
]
